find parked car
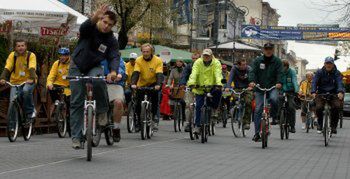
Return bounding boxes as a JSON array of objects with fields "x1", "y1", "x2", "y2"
[{"x1": 343, "y1": 93, "x2": 350, "y2": 116}]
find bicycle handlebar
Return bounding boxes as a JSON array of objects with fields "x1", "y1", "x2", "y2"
[
  {"x1": 230, "y1": 88, "x2": 248, "y2": 95},
  {"x1": 255, "y1": 84, "x2": 276, "y2": 92},
  {"x1": 5, "y1": 81, "x2": 26, "y2": 87},
  {"x1": 66, "y1": 76, "x2": 106, "y2": 80}
]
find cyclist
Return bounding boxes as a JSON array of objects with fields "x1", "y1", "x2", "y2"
[
  {"x1": 280, "y1": 60, "x2": 299, "y2": 133},
  {"x1": 299, "y1": 71, "x2": 315, "y2": 130},
  {"x1": 225, "y1": 58, "x2": 253, "y2": 130},
  {"x1": 167, "y1": 59, "x2": 186, "y2": 122},
  {"x1": 311, "y1": 57, "x2": 344, "y2": 134},
  {"x1": 187, "y1": 49, "x2": 223, "y2": 134},
  {"x1": 249, "y1": 43, "x2": 283, "y2": 142},
  {"x1": 222, "y1": 64, "x2": 229, "y2": 81},
  {"x1": 179, "y1": 52, "x2": 201, "y2": 132},
  {"x1": 131, "y1": 43, "x2": 163, "y2": 131},
  {"x1": 101, "y1": 56, "x2": 125, "y2": 142},
  {"x1": 46, "y1": 47, "x2": 71, "y2": 117},
  {"x1": 69, "y1": 5, "x2": 119, "y2": 149},
  {"x1": 125, "y1": 53, "x2": 137, "y2": 105},
  {"x1": 0, "y1": 39, "x2": 37, "y2": 132}
]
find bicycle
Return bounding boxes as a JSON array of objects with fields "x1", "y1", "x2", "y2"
[
  {"x1": 66, "y1": 76, "x2": 112, "y2": 161},
  {"x1": 279, "y1": 92, "x2": 293, "y2": 140},
  {"x1": 136, "y1": 87, "x2": 157, "y2": 140},
  {"x1": 127, "y1": 90, "x2": 137, "y2": 133},
  {"x1": 300, "y1": 96, "x2": 315, "y2": 133},
  {"x1": 184, "y1": 87, "x2": 197, "y2": 140},
  {"x1": 51, "y1": 86, "x2": 70, "y2": 138},
  {"x1": 5, "y1": 82, "x2": 34, "y2": 142},
  {"x1": 218, "y1": 91, "x2": 230, "y2": 128},
  {"x1": 317, "y1": 93, "x2": 337, "y2": 147},
  {"x1": 256, "y1": 84, "x2": 276, "y2": 149},
  {"x1": 171, "y1": 87, "x2": 185, "y2": 132},
  {"x1": 230, "y1": 88, "x2": 248, "y2": 138}
]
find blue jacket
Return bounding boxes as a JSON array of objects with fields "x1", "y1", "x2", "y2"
[
  {"x1": 226, "y1": 65, "x2": 252, "y2": 89},
  {"x1": 281, "y1": 68, "x2": 299, "y2": 93},
  {"x1": 101, "y1": 58, "x2": 126, "y2": 87},
  {"x1": 311, "y1": 66, "x2": 344, "y2": 94},
  {"x1": 179, "y1": 63, "x2": 193, "y2": 86}
]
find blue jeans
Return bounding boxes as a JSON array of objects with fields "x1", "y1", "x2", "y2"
[
  {"x1": 10, "y1": 83, "x2": 35, "y2": 116},
  {"x1": 69, "y1": 64, "x2": 109, "y2": 141},
  {"x1": 253, "y1": 89, "x2": 278, "y2": 135},
  {"x1": 195, "y1": 89, "x2": 222, "y2": 127}
]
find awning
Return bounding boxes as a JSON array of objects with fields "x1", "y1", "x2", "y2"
[{"x1": 209, "y1": 41, "x2": 261, "y2": 51}]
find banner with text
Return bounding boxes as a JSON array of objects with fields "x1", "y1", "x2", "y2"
[{"x1": 241, "y1": 25, "x2": 350, "y2": 41}]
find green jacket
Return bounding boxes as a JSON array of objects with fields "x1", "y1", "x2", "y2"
[
  {"x1": 249, "y1": 55, "x2": 283, "y2": 89},
  {"x1": 187, "y1": 57, "x2": 223, "y2": 94},
  {"x1": 281, "y1": 68, "x2": 299, "y2": 93}
]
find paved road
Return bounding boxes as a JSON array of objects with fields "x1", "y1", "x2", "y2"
[{"x1": 0, "y1": 114, "x2": 350, "y2": 179}]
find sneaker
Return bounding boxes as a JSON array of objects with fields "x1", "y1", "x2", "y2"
[
  {"x1": 317, "y1": 127, "x2": 323, "y2": 134},
  {"x1": 331, "y1": 128, "x2": 337, "y2": 134},
  {"x1": 72, "y1": 139, "x2": 81, "y2": 150},
  {"x1": 194, "y1": 127, "x2": 200, "y2": 134},
  {"x1": 113, "y1": 128, "x2": 121, "y2": 142},
  {"x1": 153, "y1": 123, "x2": 159, "y2": 132},
  {"x1": 244, "y1": 124, "x2": 250, "y2": 130},
  {"x1": 252, "y1": 134, "x2": 261, "y2": 142},
  {"x1": 301, "y1": 123, "x2": 306, "y2": 130},
  {"x1": 184, "y1": 124, "x2": 191, "y2": 132},
  {"x1": 290, "y1": 126, "x2": 296, "y2": 133},
  {"x1": 97, "y1": 113, "x2": 108, "y2": 126}
]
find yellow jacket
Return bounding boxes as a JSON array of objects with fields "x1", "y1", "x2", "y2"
[
  {"x1": 5, "y1": 51, "x2": 36, "y2": 84},
  {"x1": 125, "y1": 62, "x2": 135, "y2": 85},
  {"x1": 47, "y1": 59, "x2": 71, "y2": 96},
  {"x1": 299, "y1": 79, "x2": 312, "y2": 96}
]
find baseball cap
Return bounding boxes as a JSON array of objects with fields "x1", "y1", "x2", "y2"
[
  {"x1": 129, "y1": 53, "x2": 138, "y2": 60},
  {"x1": 325, "y1": 56, "x2": 334, "y2": 64},
  {"x1": 202, "y1": 49, "x2": 213, "y2": 56},
  {"x1": 263, "y1": 43, "x2": 274, "y2": 49}
]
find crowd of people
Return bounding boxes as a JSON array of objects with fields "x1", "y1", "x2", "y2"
[{"x1": 0, "y1": 6, "x2": 345, "y2": 148}]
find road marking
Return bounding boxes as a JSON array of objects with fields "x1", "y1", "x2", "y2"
[{"x1": 0, "y1": 138, "x2": 184, "y2": 175}]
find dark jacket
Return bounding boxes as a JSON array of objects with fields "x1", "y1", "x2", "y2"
[
  {"x1": 72, "y1": 19, "x2": 119, "y2": 74},
  {"x1": 311, "y1": 66, "x2": 344, "y2": 94},
  {"x1": 226, "y1": 65, "x2": 252, "y2": 89},
  {"x1": 249, "y1": 55, "x2": 283, "y2": 89},
  {"x1": 179, "y1": 63, "x2": 193, "y2": 86}
]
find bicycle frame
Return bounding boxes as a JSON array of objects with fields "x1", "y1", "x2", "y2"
[{"x1": 84, "y1": 82, "x2": 96, "y2": 136}]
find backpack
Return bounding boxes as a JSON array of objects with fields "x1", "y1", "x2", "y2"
[{"x1": 11, "y1": 52, "x2": 40, "y2": 78}]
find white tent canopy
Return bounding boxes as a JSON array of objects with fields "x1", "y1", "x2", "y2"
[{"x1": 210, "y1": 41, "x2": 261, "y2": 51}]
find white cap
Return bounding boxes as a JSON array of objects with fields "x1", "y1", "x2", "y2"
[
  {"x1": 202, "y1": 49, "x2": 213, "y2": 56},
  {"x1": 129, "y1": 53, "x2": 138, "y2": 59}
]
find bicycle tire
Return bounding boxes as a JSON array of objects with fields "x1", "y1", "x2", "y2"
[
  {"x1": 189, "y1": 106, "x2": 195, "y2": 140},
  {"x1": 178, "y1": 104, "x2": 183, "y2": 132},
  {"x1": 22, "y1": 109, "x2": 33, "y2": 141},
  {"x1": 86, "y1": 106, "x2": 93, "y2": 161},
  {"x1": 339, "y1": 110, "x2": 343, "y2": 129},
  {"x1": 92, "y1": 125, "x2": 101, "y2": 147},
  {"x1": 222, "y1": 108, "x2": 228, "y2": 128},
  {"x1": 104, "y1": 128, "x2": 114, "y2": 146},
  {"x1": 127, "y1": 102, "x2": 135, "y2": 133},
  {"x1": 324, "y1": 111, "x2": 329, "y2": 147},
  {"x1": 146, "y1": 105, "x2": 153, "y2": 139},
  {"x1": 279, "y1": 109, "x2": 284, "y2": 140},
  {"x1": 140, "y1": 103, "x2": 147, "y2": 140},
  {"x1": 285, "y1": 124, "x2": 289, "y2": 140},
  {"x1": 231, "y1": 107, "x2": 242, "y2": 137},
  {"x1": 261, "y1": 118, "x2": 267, "y2": 149},
  {"x1": 7, "y1": 102, "x2": 20, "y2": 142},
  {"x1": 173, "y1": 103, "x2": 178, "y2": 132},
  {"x1": 56, "y1": 105, "x2": 67, "y2": 138},
  {"x1": 306, "y1": 113, "x2": 310, "y2": 133}
]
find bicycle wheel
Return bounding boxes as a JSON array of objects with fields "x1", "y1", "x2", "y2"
[
  {"x1": 56, "y1": 105, "x2": 67, "y2": 138},
  {"x1": 92, "y1": 125, "x2": 101, "y2": 147},
  {"x1": 339, "y1": 110, "x2": 343, "y2": 129},
  {"x1": 285, "y1": 124, "x2": 289, "y2": 140},
  {"x1": 178, "y1": 104, "x2": 184, "y2": 132},
  {"x1": 104, "y1": 127, "x2": 114, "y2": 146},
  {"x1": 189, "y1": 106, "x2": 195, "y2": 140},
  {"x1": 146, "y1": 113, "x2": 153, "y2": 139},
  {"x1": 222, "y1": 107, "x2": 228, "y2": 128},
  {"x1": 261, "y1": 119, "x2": 267, "y2": 149},
  {"x1": 173, "y1": 103, "x2": 179, "y2": 132},
  {"x1": 86, "y1": 106, "x2": 94, "y2": 161},
  {"x1": 279, "y1": 110, "x2": 284, "y2": 140},
  {"x1": 7, "y1": 102, "x2": 20, "y2": 142},
  {"x1": 127, "y1": 102, "x2": 135, "y2": 133},
  {"x1": 231, "y1": 107, "x2": 242, "y2": 137},
  {"x1": 22, "y1": 111, "x2": 33, "y2": 141},
  {"x1": 201, "y1": 108, "x2": 209, "y2": 143},
  {"x1": 324, "y1": 111, "x2": 329, "y2": 147},
  {"x1": 306, "y1": 113, "x2": 310, "y2": 133},
  {"x1": 140, "y1": 103, "x2": 147, "y2": 140}
]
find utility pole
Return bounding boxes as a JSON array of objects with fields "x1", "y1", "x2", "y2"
[{"x1": 213, "y1": 0, "x2": 219, "y2": 55}]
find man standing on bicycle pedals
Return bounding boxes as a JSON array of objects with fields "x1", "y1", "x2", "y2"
[
  {"x1": 47, "y1": 48, "x2": 71, "y2": 115},
  {"x1": 131, "y1": 43, "x2": 163, "y2": 132},
  {"x1": 280, "y1": 60, "x2": 299, "y2": 133},
  {"x1": 249, "y1": 43, "x2": 283, "y2": 142},
  {"x1": 69, "y1": 5, "x2": 119, "y2": 149},
  {"x1": 311, "y1": 57, "x2": 344, "y2": 135},
  {"x1": 179, "y1": 52, "x2": 201, "y2": 132},
  {"x1": 0, "y1": 39, "x2": 37, "y2": 132},
  {"x1": 187, "y1": 49, "x2": 223, "y2": 134},
  {"x1": 101, "y1": 54, "x2": 125, "y2": 143},
  {"x1": 299, "y1": 72, "x2": 315, "y2": 130},
  {"x1": 225, "y1": 58, "x2": 253, "y2": 130},
  {"x1": 167, "y1": 59, "x2": 185, "y2": 124}
]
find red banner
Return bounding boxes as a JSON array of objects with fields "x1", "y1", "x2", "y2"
[
  {"x1": 40, "y1": 26, "x2": 69, "y2": 36},
  {"x1": 0, "y1": 21, "x2": 12, "y2": 33}
]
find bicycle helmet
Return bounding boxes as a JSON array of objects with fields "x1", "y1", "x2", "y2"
[{"x1": 58, "y1": 47, "x2": 70, "y2": 55}]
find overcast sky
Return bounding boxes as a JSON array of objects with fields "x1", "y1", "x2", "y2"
[{"x1": 263, "y1": 0, "x2": 349, "y2": 71}]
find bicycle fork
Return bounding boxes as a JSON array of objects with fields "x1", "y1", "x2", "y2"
[{"x1": 83, "y1": 101, "x2": 96, "y2": 136}]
